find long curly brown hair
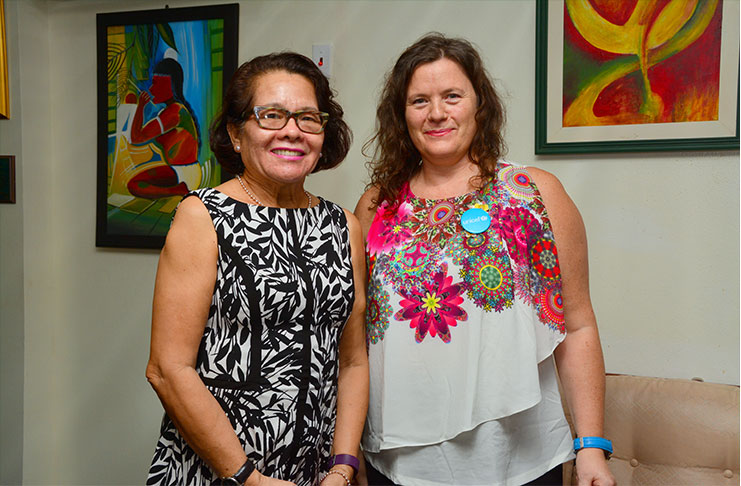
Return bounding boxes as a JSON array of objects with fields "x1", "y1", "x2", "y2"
[{"x1": 364, "y1": 33, "x2": 507, "y2": 206}]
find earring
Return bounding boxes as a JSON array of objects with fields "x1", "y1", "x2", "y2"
[{"x1": 235, "y1": 144, "x2": 241, "y2": 152}]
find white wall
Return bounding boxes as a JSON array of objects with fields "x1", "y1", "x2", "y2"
[{"x1": 0, "y1": 0, "x2": 738, "y2": 484}]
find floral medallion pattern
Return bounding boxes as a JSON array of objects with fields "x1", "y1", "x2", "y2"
[
  {"x1": 459, "y1": 246, "x2": 515, "y2": 312},
  {"x1": 393, "y1": 264, "x2": 468, "y2": 343},
  {"x1": 499, "y1": 165, "x2": 537, "y2": 201},
  {"x1": 407, "y1": 194, "x2": 475, "y2": 248},
  {"x1": 365, "y1": 162, "x2": 567, "y2": 343},
  {"x1": 531, "y1": 235, "x2": 560, "y2": 281},
  {"x1": 366, "y1": 272, "x2": 393, "y2": 344},
  {"x1": 535, "y1": 286, "x2": 565, "y2": 332}
]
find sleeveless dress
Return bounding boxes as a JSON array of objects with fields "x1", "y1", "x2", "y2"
[
  {"x1": 147, "y1": 188, "x2": 355, "y2": 486},
  {"x1": 362, "y1": 162, "x2": 573, "y2": 485}
]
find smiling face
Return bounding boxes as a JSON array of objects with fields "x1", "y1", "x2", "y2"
[
  {"x1": 228, "y1": 70, "x2": 324, "y2": 186},
  {"x1": 405, "y1": 58, "x2": 478, "y2": 168}
]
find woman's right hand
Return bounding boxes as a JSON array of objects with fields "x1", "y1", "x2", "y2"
[
  {"x1": 244, "y1": 469, "x2": 296, "y2": 486},
  {"x1": 138, "y1": 91, "x2": 151, "y2": 106}
]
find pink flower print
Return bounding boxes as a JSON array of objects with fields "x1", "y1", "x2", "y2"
[
  {"x1": 366, "y1": 200, "x2": 414, "y2": 255},
  {"x1": 500, "y1": 206, "x2": 538, "y2": 266},
  {"x1": 394, "y1": 266, "x2": 468, "y2": 343},
  {"x1": 398, "y1": 181, "x2": 414, "y2": 202}
]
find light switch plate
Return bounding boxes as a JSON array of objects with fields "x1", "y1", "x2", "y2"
[{"x1": 312, "y1": 44, "x2": 332, "y2": 77}]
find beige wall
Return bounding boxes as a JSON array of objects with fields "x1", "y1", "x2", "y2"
[
  {"x1": 0, "y1": 0, "x2": 24, "y2": 483},
  {"x1": 0, "y1": 0, "x2": 738, "y2": 484}
]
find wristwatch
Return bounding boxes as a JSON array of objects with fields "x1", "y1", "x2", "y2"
[
  {"x1": 327, "y1": 454, "x2": 360, "y2": 475},
  {"x1": 219, "y1": 459, "x2": 255, "y2": 486}
]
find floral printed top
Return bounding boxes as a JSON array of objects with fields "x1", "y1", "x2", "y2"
[{"x1": 362, "y1": 161, "x2": 568, "y2": 451}]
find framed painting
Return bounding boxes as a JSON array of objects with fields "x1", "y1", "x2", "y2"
[
  {"x1": 0, "y1": 0, "x2": 9, "y2": 119},
  {"x1": 0, "y1": 155, "x2": 15, "y2": 203},
  {"x1": 535, "y1": 0, "x2": 740, "y2": 154},
  {"x1": 96, "y1": 4, "x2": 238, "y2": 248}
]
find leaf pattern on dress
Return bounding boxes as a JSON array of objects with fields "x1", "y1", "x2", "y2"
[{"x1": 147, "y1": 189, "x2": 354, "y2": 486}]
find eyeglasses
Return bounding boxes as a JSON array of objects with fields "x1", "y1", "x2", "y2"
[{"x1": 250, "y1": 106, "x2": 329, "y2": 134}]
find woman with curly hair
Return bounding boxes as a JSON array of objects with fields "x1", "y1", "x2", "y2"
[
  {"x1": 355, "y1": 33, "x2": 615, "y2": 486},
  {"x1": 146, "y1": 52, "x2": 368, "y2": 486}
]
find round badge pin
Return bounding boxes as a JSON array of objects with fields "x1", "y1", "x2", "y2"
[{"x1": 461, "y1": 208, "x2": 491, "y2": 234}]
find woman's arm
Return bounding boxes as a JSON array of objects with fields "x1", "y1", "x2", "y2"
[
  {"x1": 130, "y1": 92, "x2": 180, "y2": 144},
  {"x1": 146, "y1": 196, "x2": 293, "y2": 486},
  {"x1": 349, "y1": 189, "x2": 380, "y2": 486},
  {"x1": 353, "y1": 188, "x2": 379, "y2": 239},
  {"x1": 528, "y1": 168, "x2": 616, "y2": 486},
  {"x1": 322, "y1": 210, "x2": 370, "y2": 486}
]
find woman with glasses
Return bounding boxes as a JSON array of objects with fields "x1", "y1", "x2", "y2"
[
  {"x1": 146, "y1": 52, "x2": 368, "y2": 486},
  {"x1": 355, "y1": 34, "x2": 615, "y2": 486}
]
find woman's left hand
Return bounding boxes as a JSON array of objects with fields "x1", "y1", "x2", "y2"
[{"x1": 575, "y1": 448, "x2": 616, "y2": 486}]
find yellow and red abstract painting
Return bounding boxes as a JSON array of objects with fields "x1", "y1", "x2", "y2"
[{"x1": 563, "y1": 0, "x2": 722, "y2": 127}]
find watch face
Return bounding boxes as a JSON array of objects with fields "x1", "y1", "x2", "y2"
[{"x1": 220, "y1": 478, "x2": 241, "y2": 486}]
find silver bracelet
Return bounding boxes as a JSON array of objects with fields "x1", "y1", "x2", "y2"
[{"x1": 320, "y1": 468, "x2": 352, "y2": 486}]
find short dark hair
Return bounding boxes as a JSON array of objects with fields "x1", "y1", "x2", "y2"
[
  {"x1": 364, "y1": 32, "x2": 507, "y2": 205},
  {"x1": 210, "y1": 52, "x2": 352, "y2": 175}
]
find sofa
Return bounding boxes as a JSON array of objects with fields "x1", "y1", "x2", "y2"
[{"x1": 562, "y1": 374, "x2": 740, "y2": 485}]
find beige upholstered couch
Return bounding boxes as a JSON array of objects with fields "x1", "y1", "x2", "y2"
[{"x1": 563, "y1": 374, "x2": 739, "y2": 485}]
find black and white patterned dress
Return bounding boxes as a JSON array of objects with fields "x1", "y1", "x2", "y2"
[{"x1": 147, "y1": 188, "x2": 355, "y2": 486}]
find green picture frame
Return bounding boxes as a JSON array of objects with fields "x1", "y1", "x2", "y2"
[{"x1": 535, "y1": 0, "x2": 739, "y2": 154}]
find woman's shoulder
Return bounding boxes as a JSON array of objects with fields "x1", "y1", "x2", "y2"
[
  {"x1": 183, "y1": 187, "x2": 227, "y2": 209},
  {"x1": 514, "y1": 164, "x2": 582, "y2": 234},
  {"x1": 355, "y1": 186, "x2": 380, "y2": 210},
  {"x1": 494, "y1": 161, "x2": 566, "y2": 197},
  {"x1": 522, "y1": 165, "x2": 562, "y2": 188},
  {"x1": 165, "y1": 192, "x2": 217, "y2": 250},
  {"x1": 520, "y1": 165, "x2": 569, "y2": 207},
  {"x1": 353, "y1": 186, "x2": 380, "y2": 238}
]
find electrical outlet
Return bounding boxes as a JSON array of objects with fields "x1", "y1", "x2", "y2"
[{"x1": 312, "y1": 44, "x2": 332, "y2": 77}]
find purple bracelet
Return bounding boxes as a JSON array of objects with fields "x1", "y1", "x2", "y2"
[{"x1": 328, "y1": 454, "x2": 359, "y2": 475}]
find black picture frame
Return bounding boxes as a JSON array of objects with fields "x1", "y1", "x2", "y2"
[
  {"x1": 535, "y1": 0, "x2": 739, "y2": 154},
  {"x1": 96, "y1": 4, "x2": 238, "y2": 248},
  {"x1": 0, "y1": 155, "x2": 15, "y2": 203}
]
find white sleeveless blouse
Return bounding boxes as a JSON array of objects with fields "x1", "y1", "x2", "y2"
[{"x1": 362, "y1": 162, "x2": 574, "y2": 485}]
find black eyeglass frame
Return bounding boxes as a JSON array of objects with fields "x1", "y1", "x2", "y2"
[{"x1": 248, "y1": 105, "x2": 330, "y2": 134}]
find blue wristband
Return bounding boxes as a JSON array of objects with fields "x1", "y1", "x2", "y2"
[{"x1": 573, "y1": 436, "x2": 613, "y2": 459}]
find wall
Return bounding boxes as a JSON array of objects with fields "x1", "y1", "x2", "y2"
[
  {"x1": 0, "y1": 0, "x2": 24, "y2": 483},
  {"x1": 1, "y1": 0, "x2": 738, "y2": 484}
]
